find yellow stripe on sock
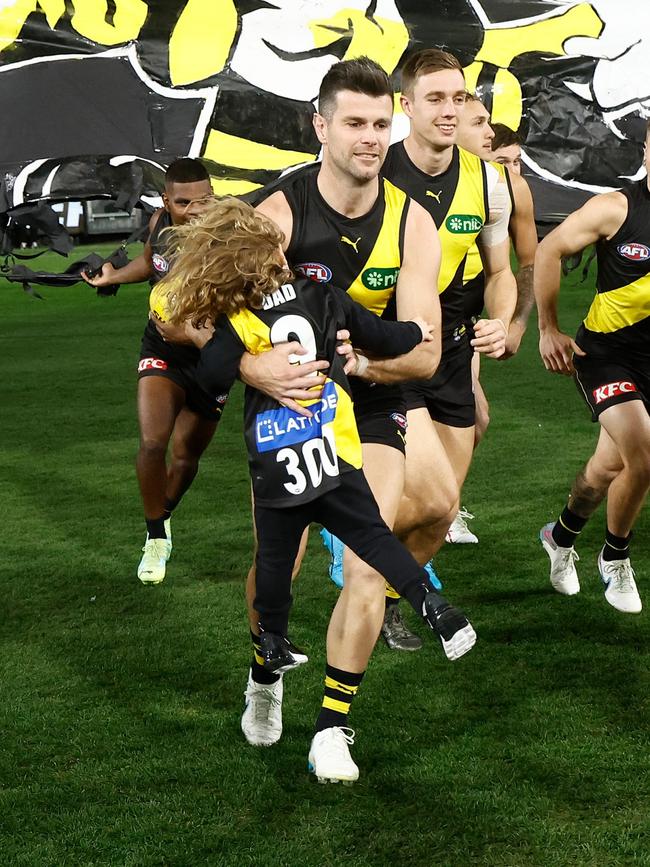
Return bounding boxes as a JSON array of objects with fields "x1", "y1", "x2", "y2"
[
  {"x1": 322, "y1": 696, "x2": 352, "y2": 715},
  {"x1": 324, "y1": 677, "x2": 359, "y2": 696},
  {"x1": 558, "y1": 517, "x2": 579, "y2": 534},
  {"x1": 254, "y1": 650, "x2": 264, "y2": 666},
  {"x1": 385, "y1": 583, "x2": 400, "y2": 600}
]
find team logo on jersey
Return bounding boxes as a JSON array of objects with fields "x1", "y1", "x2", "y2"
[
  {"x1": 152, "y1": 253, "x2": 170, "y2": 273},
  {"x1": 295, "y1": 262, "x2": 332, "y2": 283},
  {"x1": 390, "y1": 412, "x2": 408, "y2": 431},
  {"x1": 445, "y1": 214, "x2": 484, "y2": 234},
  {"x1": 340, "y1": 235, "x2": 361, "y2": 253},
  {"x1": 361, "y1": 267, "x2": 400, "y2": 290},
  {"x1": 592, "y1": 380, "x2": 637, "y2": 404},
  {"x1": 256, "y1": 381, "x2": 338, "y2": 452},
  {"x1": 617, "y1": 243, "x2": 650, "y2": 261},
  {"x1": 426, "y1": 189, "x2": 443, "y2": 203}
]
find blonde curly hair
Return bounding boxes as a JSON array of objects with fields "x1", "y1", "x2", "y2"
[{"x1": 162, "y1": 197, "x2": 292, "y2": 327}]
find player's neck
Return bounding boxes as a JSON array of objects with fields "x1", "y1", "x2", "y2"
[
  {"x1": 403, "y1": 134, "x2": 454, "y2": 177},
  {"x1": 316, "y1": 160, "x2": 379, "y2": 218}
]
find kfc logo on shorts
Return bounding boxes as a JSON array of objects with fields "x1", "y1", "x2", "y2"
[
  {"x1": 152, "y1": 253, "x2": 170, "y2": 273},
  {"x1": 617, "y1": 243, "x2": 650, "y2": 261},
  {"x1": 592, "y1": 380, "x2": 637, "y2": 404},
  {"x1": 295, "y1": 262, "x2": 332, "y2": 283},
  {"x1": 138, "y1": 357, "x2": 168, "y2": 372},
  {"x1": 390, "y1": 412, "x2": 408, "y2": 431}
]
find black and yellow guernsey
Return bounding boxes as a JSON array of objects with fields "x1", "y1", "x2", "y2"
[
  {"x1": 382, "y1": 142, "x2": 489, "y2": 352},
  {"x1": 577, "y1": 179, "x2": 650, "y2": 363},
  {"x1": 197, "y1": 276, "x2": 422, "y2": 508},
  {"x1": 143, "y1": 210, "x2": 202, "y2": 367},
  {"x1": 277, "y1": 164, "x2": 410, "y2": 413}
]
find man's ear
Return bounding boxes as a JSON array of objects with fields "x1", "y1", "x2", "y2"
[
  {"x1": 313, "y1": 112, "x2": 328, "y2": 146},
  {"x1": 162, "y1": 190, "x2": 170, "y2": 212},
  {"x1": 400, "y1": 93, "x2": 413, "y2": 119}
]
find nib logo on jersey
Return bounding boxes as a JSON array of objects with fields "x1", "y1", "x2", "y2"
[
  {"x1": 446, "y1": 214, "x2": 484, "y2": 234},
  {"x1": 295, "y1": 262, "x2": 333, "y2": 283},
  {"x1": 256, "y1": 381, "x2": 338, "y2": 452}
]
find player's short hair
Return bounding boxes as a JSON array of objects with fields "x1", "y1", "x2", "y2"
[
  {"x1": 491, "y1": 124, "x2": 521, "y2": 151},
  {"x1": 164, "y1": 198, "x2": 291, "y2": 327},
  {"x1": 401, "y1": 49, "x2": 464, "y2": 98},
  {"x1": 164, "y1": 158, "x2": 210, "y2": 188},
  {"x1": 318, "y1": 57, "x2": 393, "y2": 119}
]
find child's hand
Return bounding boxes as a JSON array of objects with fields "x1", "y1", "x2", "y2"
[{"x1": 411, "y1": 317, "x2": 435, "y2": 342}]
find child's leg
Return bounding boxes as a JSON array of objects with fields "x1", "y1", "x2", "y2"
[{"x1": 253, "y1": 501, "x2": 311, "y2": 635}]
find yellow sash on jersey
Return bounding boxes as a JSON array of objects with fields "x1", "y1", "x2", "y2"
[
  {"x1": 437, "y1": 148, "x2": 488, "y2": 295},
  {"x1": 346, "y1": 179, "x2": 407, "y2": 317},
  {"x1": 584, "y1": 275, "x2": 650, "y2": 334}
]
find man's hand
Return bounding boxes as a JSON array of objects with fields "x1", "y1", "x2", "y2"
[
  {"x1": 471, "y1": 318, "x2": 507, "y2": 358},
  {"x1": 81, "y1": 262, "x2": 118, "y2": 288},
  {"x1": 334, "y1": 329, "x2": 359, "y2": 375},
  {"x1": 239, "y1": 342, "x2": 330, "y2": 418},
  {"x1": 539, "y1": 328, "x2": 586, "y2": 375},
  {"x1": 501, "y1": 320, "x2": 527, "y2": 359}
]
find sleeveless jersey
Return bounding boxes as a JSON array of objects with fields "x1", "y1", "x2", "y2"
[
  {"x1": 276, "y1": 165, "x2": 410, "y2": 413},
  {"x1": 143, "y1": 209, "x2": 200, "y2": 365},
  {"x1": 197, "y1": 276, "x2": 422, "y2": 508},
  {"x1": 382, "y1": 142, "x2": 488, "y2": 350},
  {"x1": 578, "y1": 180, "x2": 650, "y2": 362}
]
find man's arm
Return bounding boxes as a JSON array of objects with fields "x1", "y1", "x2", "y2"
[
  {"x1": 475, "y1": 173, "x2": 516, "y2": 358},
  {"x1": 255, "y1": 191, "x2": 293, "y2": 251},
  {"x1": 358, "y1": 201, "x2": 441, "y2": 384},
  {"x1": 82, "y1": 210, "x2": 158, "y2": 287},
  {"x1": 535, "y1": 191, "x2": 626, "y2": 375},
  {"x1": 504, "y1": 172, "x2": 538, "y2": 356}
]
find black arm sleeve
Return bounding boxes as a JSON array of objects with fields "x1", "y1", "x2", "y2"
[
  {"x1": 196, "y1": 318, "x2": 245, "y2": 396},
  {"x1": 331, "y1": 286, "x2": 423, "y2": 357}
]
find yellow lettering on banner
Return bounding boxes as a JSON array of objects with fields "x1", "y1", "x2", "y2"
[
  {"x1": 309, "y1": 9, "x2": 408, "y2": 74},
  {"x1": 169, "y1": 0, "x2": 238, "y2": 86},
  {"x1": 0, "y1": 0, "x2": 64, "y2": 52},
  {"x1": 477, "y1": 3, "x2": 603, "y2": 68},
  {"x1": 204, "y1": 129, "x2": 316, "y2": 172},
  {"x1": 70, "y1": 0, "x2": 147, "y2": 46}
]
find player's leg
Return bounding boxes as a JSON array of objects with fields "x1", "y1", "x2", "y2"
[
  {"x1": 308, "y1": 468, "x2": 476, "y2": 784},
  {"x1": 435, "y1": 419, "x2": 476, "y2": 547},
  {"x1": 165, "y1": 405, "x2": 218, "y2": 518},
  {"x1": 540, "y1": 426, "x2": 621, "y2": 596},
  {"x1": 596, "y1": 400, "x2": 650, "y2": 612},
  {"x1": 395, "y1": 408, "x2": 458, "y2": 562},
  {"x1": 136, "y1": 374, "x2": 185, "y2": 584},
  {"x1": 445, "y1": 351, "x2": 485, "y2": 545},
  {"x1": 473, "y1": 351, "x2": 490, "y2": 447}
]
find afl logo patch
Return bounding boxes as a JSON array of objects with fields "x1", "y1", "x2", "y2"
[
  {"x1": 295, "y1": 262, "x2": 332, "y2": 283},
  {"x1": 390, "y1": 412, "x2": 408, "y2": 431},
  {"x1": 617, "y1": 243, "x2": 650, "y2": 261},
  {"x1": 152, "y1": 253, "x2": 169, "y2": 273}
]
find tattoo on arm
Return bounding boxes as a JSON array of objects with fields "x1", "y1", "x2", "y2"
[{"x1": 512, "y1": 264, "x2": 535, "y2": 325}]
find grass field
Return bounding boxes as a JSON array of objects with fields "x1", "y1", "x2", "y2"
[{"x1": 2, "y1": 244, "x2": 649, "y2": 866}]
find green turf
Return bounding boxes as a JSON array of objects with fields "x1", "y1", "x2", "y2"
[{"x1": 2, "y1": 247, "x2": 649, "y2": 866}]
